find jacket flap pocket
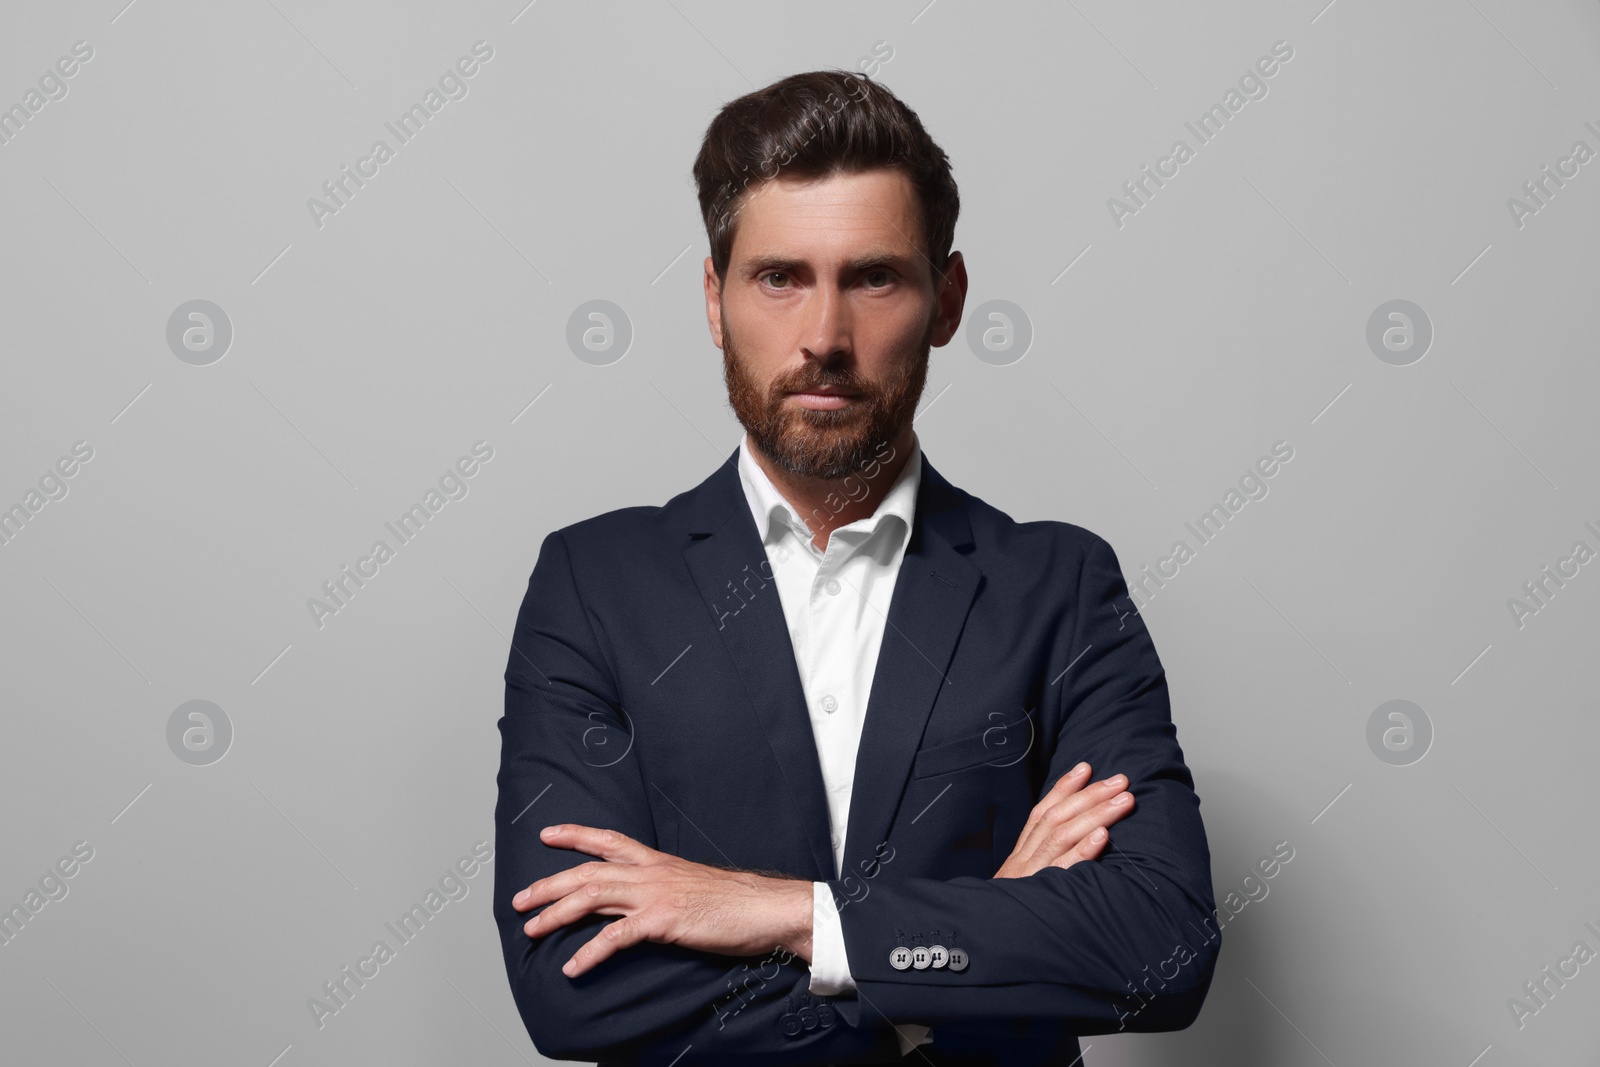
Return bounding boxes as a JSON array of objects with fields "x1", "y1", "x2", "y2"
[{"x1": 909, "y1": 731, "x2": 1008, "y2": 780}]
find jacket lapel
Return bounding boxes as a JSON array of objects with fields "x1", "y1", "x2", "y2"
[
  {"x1": 682, "y1": 449, "x2": 839, "y2": 880},
  {"x1": 841, "y1": 456, "x2": 980, "y2": 881},
  {"x1": 680, "y1": 446, "x2": 981, "y2": 883}
]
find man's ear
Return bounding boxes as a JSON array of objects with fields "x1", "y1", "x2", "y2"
[
  {"x1": 929, "y1": 250, "x2": 968, "y2": 348},
  {"x1": 703, "y1": 255, "x2": 726, "y2": 349}
]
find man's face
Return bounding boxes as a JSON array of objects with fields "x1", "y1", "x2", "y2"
[{"x1": 707, "y1": 167, "x2": 957, "y2": 480}]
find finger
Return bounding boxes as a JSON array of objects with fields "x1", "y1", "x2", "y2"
[
  {"x1": 1037, "y1": 789, "x2": 1135, "y2": 860},
  {"x1": 1037, "y1": 774, "x2": 1128, "y2": 841},
  {"x1": 1013, "y1": 763, "x2": 1091, "y2": 857},
  {"x1": 1034, "y1": 762, "x2": 1090, "y2": 814},
  {"x1": 1040, "y1": 773, "x2": 1126, "y2": 825},
  {"x1": 512, "y1": 863, "x2": 636, "y2": 921},
  {"x1": 1048, "y1": 825, "x2": 1110, "y2": 871},
  {"x1": 539, "y1": 824, "x2": 655, "y2": 865},
  {"x1": 516, "y1": 828, "x2": 670, "y2": 911},
  {"x1": 996, "y1": 801, "x2": 1117, "y2": 879},
  {"x1": 1044, "y1": 788, "x2": 1135, "y2": 852},
  {"x1": 523, "y1": 873, "x2": 641, "y2": 938},
  {"x1": 1013, "y1": 785, "x2": 1131, "y2": 873},
  {"x1": 513, "y1": 859, "x2": 609, "y2": 912},
  {"x1": 1017, "y1": 772, "x2": 1125, "y2": 860},
  {"x1": 563, "y1": 911, "x2": 660, "y2": 977}
]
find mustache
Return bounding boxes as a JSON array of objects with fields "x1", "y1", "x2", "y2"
[{"x1": 773, "y1": 369, "x2": 869, "y2": 395}]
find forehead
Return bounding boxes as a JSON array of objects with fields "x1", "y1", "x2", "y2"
[{"x1": 730, "y1": 168, "x2": 923, "y2": 263}]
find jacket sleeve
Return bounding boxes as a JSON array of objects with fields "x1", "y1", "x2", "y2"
[
  {"x1": 493, "y1": 530, "x2": 905, "y2": 1063},
  {"x1": 822, "y1": 534, "x2": 1221, "y2": 1034}
]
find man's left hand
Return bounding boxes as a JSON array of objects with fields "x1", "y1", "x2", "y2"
[{"x1": 512, "y1": 824, "x2": 814, "y2": 978}]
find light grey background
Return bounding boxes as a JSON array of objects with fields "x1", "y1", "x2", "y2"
[{"x1": 2, "y1": 1, "x2": 1597, "y2": 1064}]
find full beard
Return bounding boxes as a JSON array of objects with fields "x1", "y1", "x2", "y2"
[{"x1": 721, "y1": 317, "x2": 930, "y2": 480}]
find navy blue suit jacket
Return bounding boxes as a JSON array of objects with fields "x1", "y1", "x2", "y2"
[{"x1": 493, "y1": 446, "x2": 1220, "y2": 1065}]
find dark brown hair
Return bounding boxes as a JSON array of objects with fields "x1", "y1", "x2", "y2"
[{"x1": 692, "y1": 69, "x2": 960, "y2": 287}]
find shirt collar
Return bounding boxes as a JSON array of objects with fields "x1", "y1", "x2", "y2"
[{"x1": 737, "y1": 430, "x2": 921, "y2": 556}]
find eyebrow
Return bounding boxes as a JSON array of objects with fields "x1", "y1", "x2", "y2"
[{"x1": 739, "y1": 249, "x2": 918, "y2": 279}]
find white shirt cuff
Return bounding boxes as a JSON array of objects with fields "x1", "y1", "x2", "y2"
[
  {"x1": 808, "y1": 881, "x2": 855, "y2": 995},
  {"x1": 807, "y1": 883, "x2": 933, "y2": 1055}
]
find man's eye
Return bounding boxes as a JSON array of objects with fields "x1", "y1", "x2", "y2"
[
  {"x1": 863, "y1": 270, "x2": 894, "y2": 288},
  {"x1": 763, "y1": 272, "x2": 791, "y2": 289}
]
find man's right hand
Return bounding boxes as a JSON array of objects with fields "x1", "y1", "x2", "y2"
[{"x1": 993, "y1": 762, "x2": 1135, "y2": 878}]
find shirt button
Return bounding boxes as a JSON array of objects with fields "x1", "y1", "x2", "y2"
[
  {"x1": 820, "y1": 694, "x2": 838, "y2": 713},
  {"x1": 830, "y1": 830, "x2": 839, "y2": 847},
  {"x1": 824, "y1": 578, "x2": 841, "y2": 596}
]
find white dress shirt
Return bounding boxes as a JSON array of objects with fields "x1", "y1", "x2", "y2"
[{"x1": 736, "y1": 430, "x2": 934, "y2": 1057}]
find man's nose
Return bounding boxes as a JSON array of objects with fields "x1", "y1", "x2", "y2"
[{"x1": 802, "y1": 283, "x2": 852, "y2": 359}]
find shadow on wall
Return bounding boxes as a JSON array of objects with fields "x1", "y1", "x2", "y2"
[
  {"x1": 1087, "y1": 761, "x2": 1489, "y2": 1066},
  {"x1": 1085, "y1": 768, "x2": 1298, "y2": 1067}
]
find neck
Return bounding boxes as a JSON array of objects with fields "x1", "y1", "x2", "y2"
[{"x1": 750, "y1": 424, "x2": 916, "y2": 554}]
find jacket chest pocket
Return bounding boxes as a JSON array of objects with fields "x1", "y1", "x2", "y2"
[
  {"x1": 909, "y1": 736, "x2": 1038, "y2": 879},
  {"x1": 910, "y1": 709, "x2": 1037, "y2": 780}
]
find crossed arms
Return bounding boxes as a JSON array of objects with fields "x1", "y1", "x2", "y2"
[{"x1": 492, "y1": 529, "x2": 1220, "y2": 1062}]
